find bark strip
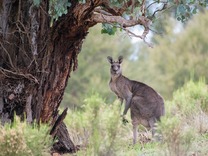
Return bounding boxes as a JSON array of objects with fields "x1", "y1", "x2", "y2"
[{"x1": 26, "y1": 94, "x2": 33, "y2": 123}]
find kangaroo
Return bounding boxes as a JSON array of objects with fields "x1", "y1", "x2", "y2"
[{"x1": 107, "y1": 56, "x2": 165, "y2": 144}]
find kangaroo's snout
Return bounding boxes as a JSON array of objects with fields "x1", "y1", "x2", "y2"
[
  {"x1": 112, "y1": 65, "x2": 119, "y2": 71},
  {"x1": 111, "y1": 64, "x2": 120, "y2": 73}
]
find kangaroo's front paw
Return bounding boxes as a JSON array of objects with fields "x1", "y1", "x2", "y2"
[
  {"x1": 122, "y1": 118, "x2": 129, "y2": 125},
  {"x1": 121, "y1": 115, "x2": 129, "y2": 125}
]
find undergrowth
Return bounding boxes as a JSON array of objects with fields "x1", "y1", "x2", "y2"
[
  {"x1": 157, "y1": 79, "x2": 208, "y2": 156},
  {"x1": 0, "y1": 116, "x2": 52, "y2": 156},
  {"x1": 1, "y1": 79, "x2": 207, "y2": 155},
  {"x1": 65, "y1": 79, "x2": 208, "y2": 156}
]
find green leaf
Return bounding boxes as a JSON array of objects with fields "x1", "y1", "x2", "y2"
[
  {"x1": 181, "y1": 15, "x2": 186, "y2": 22},
  {"x1": 186, "y1": 0, "x2": 195, "y2": 4},
  {"x1": 49, "y1": 0, "x2": 71, "y2": 25},
  {"x1": 79, "y1": 0, "x2": 86, "y2": 4},
  {"x1": 177, "y1": 4, "x2": 186, "y2": 15},
  {"x1": 101, "y1": 23, "x2": 117, "y2": 35},
  {"x1": 192, "y1": 6, "x2": 197, "y2": 14},
  {"x1": 33, "y1": 0, "x2": 41, "y2": 6},
  {"x1": 177, "y1": 16, "x2": 181, "y2": 21},
  {"x1": 185, "y1": 5, "x2": 191, "y2": 12}
]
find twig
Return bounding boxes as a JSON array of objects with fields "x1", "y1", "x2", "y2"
[
  {"x1": 141, "y1": 0, "x2": 146, "y2": 16},
  {"x1": 151, "y1": 3, "x2": 167, "y2": 18},
  {"x1": 147, "y1": 1, "x2": 168, "y2": 9},
  {"x1": 151, "y1": 4, "x2": 174, "y2": 21},
  {"x1": 118, "y1": 26, "x2": 153, "y2": 48},
  {"x1": 0, "y1": 67, "x2": 39, "y2": 84},
  {"x1": 0, "y1": 42, "x2": 16, "y2": 70},
  {"x1": 149, "y1": 27, "x2": 163, "y2": 35}
]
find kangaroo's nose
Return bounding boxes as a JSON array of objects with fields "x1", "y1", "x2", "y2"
[{"x1": 113, "y1": 66, "x2": 118, "y2": 71}]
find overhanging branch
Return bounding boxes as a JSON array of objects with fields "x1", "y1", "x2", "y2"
[
  {"x1": 90, "y1": 12, "x2": 152, "y2": 46},
  {"x1": 90, "y1": 12, "x2": 150, "y2": 28}
]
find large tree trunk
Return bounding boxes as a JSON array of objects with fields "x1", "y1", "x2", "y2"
[{"x1": 0, "y1": 0, "x2": 96, "y2": 154}]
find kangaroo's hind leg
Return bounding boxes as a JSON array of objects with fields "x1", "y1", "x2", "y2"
[
  {"x1": 148, "y1": 117, "x2": 157, "y2": 139},
  {"x1": 132, "y1": 118, "x2": 139, "y2": 144}
]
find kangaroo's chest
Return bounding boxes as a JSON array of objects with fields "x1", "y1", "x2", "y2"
[
  {"x1": 109, "y1": 82, "x2": 120, "y2": 96},
  {"x1": 109, "y1": 80, "x2": 130, "y2": 99}
]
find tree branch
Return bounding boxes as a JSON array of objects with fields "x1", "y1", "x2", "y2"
[
  {"x1": 141, "y1": 0, "x2": 146, "y2": 16},
  {"x1": 120, "y1": 26, "x2": 153, "y2": 48},
  {"x1": 102, "y1": 0, "x2": 134, "y2": 16},
  {"x1": 90, "y1": 12, "x2": 150, "y2": 28},
  {"x1": 90, "y1": 12, "x2": 152, "y2": 45}
]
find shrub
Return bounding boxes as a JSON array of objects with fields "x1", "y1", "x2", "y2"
[
  {"x1": 173, "y1": 79, "x2": 208, "y2": 115},
  {"x1": 0, "y1": 116, "x2": 52, "y2": 156},
  {"x1": 0, "y1": 125, "x2": 30, "y2": 156},
  {"x1": 23, "y1": 122, "x2": 52, "y2": 156},
  {"x1": 65, "y1": 93, "x2": 133, "y2": 156},
  {"x1": 157, "y1": 116, "x2": 195, "y2": 156},
  {"x1": 157, "y1": 79, "x2": 208, "y2": 156}
]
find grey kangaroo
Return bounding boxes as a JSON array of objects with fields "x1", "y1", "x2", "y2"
[{"x1": 107, "y1": 56, "x2": 165, "y2": 144}]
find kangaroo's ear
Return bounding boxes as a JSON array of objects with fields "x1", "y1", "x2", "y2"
[
  {"x1": 107, "y1": 56, "x2": 113, "y2": 64},
  {"x1": 118, "y1": 56, "x2": 123, "y2": 64}
]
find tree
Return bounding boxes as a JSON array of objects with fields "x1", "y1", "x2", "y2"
[{"x1": 0, "y1": 0, "x2": 207, "y2": 154}]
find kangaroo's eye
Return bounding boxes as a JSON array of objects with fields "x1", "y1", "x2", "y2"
[{"x1": 111, "y1": 64, "x2": 120, "y2": 69}]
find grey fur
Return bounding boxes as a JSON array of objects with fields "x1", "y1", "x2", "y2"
[{"x1": 107, "y1": 56, "x2": 165, "y2": 144}]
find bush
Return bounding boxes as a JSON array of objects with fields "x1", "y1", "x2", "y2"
[
  {"x1": 173, "y1": 79, "x2": 208, "y2": 115},
  {"x1": 65, "y1": 93, "x2": 134, "y2": 156},
  {"x1": 0, "y1": 126, "x2": 29, "y2": 156},
  {"x1": 0, "y1": 116, "x2": 52, "y2": 156},
  {"x1": 157, "y1": 79, "x2": 208, "y2": 156}
]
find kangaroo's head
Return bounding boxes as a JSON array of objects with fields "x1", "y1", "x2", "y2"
[{"x1": 107, "y1": 56, "x2": 123, "y2": 75}]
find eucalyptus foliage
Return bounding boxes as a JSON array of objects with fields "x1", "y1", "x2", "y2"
[{"x1": 34, "y1": 0, "x2": 208, "y2": 34}]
